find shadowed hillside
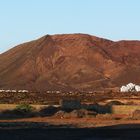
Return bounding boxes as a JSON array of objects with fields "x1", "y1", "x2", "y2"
[{"x1": 0, "y1": 33, "x2": 140, "y2": 91}]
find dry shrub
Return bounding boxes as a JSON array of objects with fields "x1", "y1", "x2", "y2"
[
  {"x1": 0, "y1": 104, "x2": 38, "y2": 118},
  {"x1": 39, "y1": 106, "x2": 59, "y2": 116}
]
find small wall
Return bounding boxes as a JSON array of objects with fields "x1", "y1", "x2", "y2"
[{"x1": 111, "y1": 105, "x2": 140, "y2": 114}]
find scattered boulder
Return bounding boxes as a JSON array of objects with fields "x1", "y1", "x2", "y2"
[
  {"x1": 54, "y1": 110, "x2": 66, "y2": 118},
  {"x1": 69, "y1": 109, "x2": 96, "y2": 118},
  {"x1": 54, "y1": 109, "x2": 97, "y2": 118}
]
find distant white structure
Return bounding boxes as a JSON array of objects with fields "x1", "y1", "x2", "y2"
[
  {"x1": 0, "y1": 89, "x2": 29, "y2": 93},
  {"x1": 126, "y1": 83, "x2": 135, "y2": 90},
  {"x1": 120, "y1": 83, "x2": 140, "y2": 92},
  {"x1": 18, "y1": 90, "x2": 28, "y2": 93},
  {"x1": 0, "y1": 90, "x2": 4, "y2": 92},
  {"x1": 120, "y1": 86, "x2": 129, "y2": 92},
  {"x1": 135, "y1": 85, "x2": 140, "y2": 92}
]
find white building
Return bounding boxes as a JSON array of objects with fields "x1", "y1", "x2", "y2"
[{"x1": 120, "y1": 83, "x2": 140, "y2": 92}]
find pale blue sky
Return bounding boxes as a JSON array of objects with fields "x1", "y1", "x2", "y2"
[{"x1": 0, "y1": 0, "x2": 140, "y2": 53}]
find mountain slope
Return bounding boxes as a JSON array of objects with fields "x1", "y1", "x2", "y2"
[{"x1": 0, "y1": 33, "x2": 140, "y2": 91}]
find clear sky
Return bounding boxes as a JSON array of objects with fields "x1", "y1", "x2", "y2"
[{"x1": 0, "y1": 0, "x2": 140, "y2": 53}]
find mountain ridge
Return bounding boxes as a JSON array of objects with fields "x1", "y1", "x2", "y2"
[{"x1": 0, "y1": 33, "x2": 140, "y2": 92}]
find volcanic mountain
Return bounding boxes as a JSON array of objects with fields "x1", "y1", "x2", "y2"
[{"x1": 0, "y1": 33, "x2": 140, "y2": 91}]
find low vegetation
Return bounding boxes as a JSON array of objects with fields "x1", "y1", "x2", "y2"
[
  {"x1": 0, "y1": 104, "x2": 37, "y2": 118},
  {"x1": 14, "y1": 104, "x2": 34, "y2": 115}
]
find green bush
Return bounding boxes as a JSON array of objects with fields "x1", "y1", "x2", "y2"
[{"x1": 14, "y1": 104, "x2": 34, "y2": 115}]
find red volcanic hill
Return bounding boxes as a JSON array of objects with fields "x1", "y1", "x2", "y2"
[{"x1": 0, "y1": 33, "x2": 140, "y2": 91}]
